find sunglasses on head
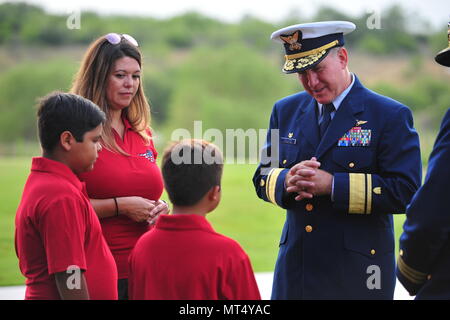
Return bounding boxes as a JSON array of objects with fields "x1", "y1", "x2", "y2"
[{"x1": 105, "y1": 33, "x2": 139, "y2": 47}]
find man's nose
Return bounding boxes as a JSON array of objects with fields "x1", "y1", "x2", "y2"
[{"x1": 306, "y1": 71, "x2": 319, "y2": 88}]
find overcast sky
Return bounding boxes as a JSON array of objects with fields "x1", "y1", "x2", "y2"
[{"x1": 4, "y1": 0, "x2": 450, "y2": 29}]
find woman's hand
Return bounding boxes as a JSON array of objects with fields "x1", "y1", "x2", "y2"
[
  {"x1": 147, "y1": 200, "x2": 170, "y2": 225},
  {"x1": 116, "y1": 196, "x2": 156, "y2": 223}
]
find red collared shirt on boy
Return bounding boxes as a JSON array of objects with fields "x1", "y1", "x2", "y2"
[
  {"x1": 128, "y1": 214, "x2": 261, "y2": 300},
  {"x1": 78, "y1": 118, "x2": 164, "y2": 280},
  {"x1": 15, "y1": 157, "x2": 118, "y2": 300}
]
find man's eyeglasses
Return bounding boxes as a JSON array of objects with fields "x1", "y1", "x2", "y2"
[{"x1": 105, "y1": 33, "x2": 139, "y2": 47}]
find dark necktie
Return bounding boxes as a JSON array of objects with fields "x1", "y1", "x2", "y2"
[{"x1": 319, "y1": 103, "x2": 335, "y2": 138}]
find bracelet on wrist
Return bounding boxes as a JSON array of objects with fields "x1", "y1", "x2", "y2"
[{"x1": 113, "y1": 197, "x2": 119, "y2": 217}]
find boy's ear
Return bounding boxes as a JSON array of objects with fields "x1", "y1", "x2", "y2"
[
  {"x1": 208, "y1": 185, "x2": 221, "y2": 201},
  {"x1": 60, "y1": 131, "x2": 75, "y2": 151}
]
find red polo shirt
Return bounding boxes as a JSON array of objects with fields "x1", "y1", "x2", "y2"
[
  {"x1": 15, "y1": 157, "x2": 118, "y2": 300},
  {"x1": 79, "y1": 118, "x2": 164, "y2": 279},
  {"x1": 128, "y1": 214, "x2": 261, "y2": 300}
]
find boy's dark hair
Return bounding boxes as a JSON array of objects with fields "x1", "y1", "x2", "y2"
[
  {"x1": 37, "y1": 91, "x2": 106, "y2": 152},
  {"x1": 162, "y1": 139, "x2": 224, "y2": 206}
]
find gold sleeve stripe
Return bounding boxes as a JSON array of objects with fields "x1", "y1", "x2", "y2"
[
  {"x1": 265, "y1": 168, "x2": 275, "y2": 203},
  {"x1": 397, "y1": 255, "x2": 428, "y2": 284},
  {"x1": 267, "y1": 168, "x2": 284, "y2": 206},
  {"x1": 365, "y1": 174, "x2": 372, "y2": 214},
  {"x1": 285, "y1": 40, "x2": 339, "y2": 59},
  {"x1": 349, "y1": 173, "x2": 366, "y2": 214}
]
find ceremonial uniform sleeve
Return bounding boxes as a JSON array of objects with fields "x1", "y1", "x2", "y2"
[
  {"x1": 39, "y1": 196, "x2": 88, "y2": 275},
  {"x1": 396, "y1": 110, "x2": 450, "y2": 295},
  {"x1": 253, "y1": 104, "x2": 293, "y2": 209},
  {"x1": 333, "y1": 106, "x2": 422, "y2": 215}
]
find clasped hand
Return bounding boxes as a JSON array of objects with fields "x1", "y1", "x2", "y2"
[
  {"x1": 119, "y1": 196, "x2": 170, "y2": 224},
  {"x1": 285, "y1": 157, "x2": 333, "y2": 201}
]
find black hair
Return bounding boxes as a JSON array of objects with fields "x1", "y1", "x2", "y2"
[
  {"x1": 37, "y1": 91, "x2": 106, "y2": 152},
  {"x1": 162, "y1": 139, "x2": 223, "y2": 206}
]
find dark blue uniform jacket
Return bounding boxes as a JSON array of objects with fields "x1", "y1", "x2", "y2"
[
  {"x1": 397, "y1": 109, "x2": 450, "y2": 300},
  {"x1": 253, "y1": 76, "x2": 422, "y2": 299}
]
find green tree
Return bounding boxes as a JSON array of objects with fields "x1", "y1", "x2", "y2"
[
  {"x1": 0, "y1": 59, "x2": 77, "y2": 142},
  {"x1": 0, "y1": 2, "x2": 45, "y2": 44},
  {"x1": 164, "y1": 44, "x2": 298, "y2": 138}
]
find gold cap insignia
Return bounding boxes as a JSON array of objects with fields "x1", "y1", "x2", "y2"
[
  {"x1": 288, "y1": 132, "x2": 293, "y2": 138},
  {"x1": 280, "y1": 31, "x2": 302, "y2": 51}
]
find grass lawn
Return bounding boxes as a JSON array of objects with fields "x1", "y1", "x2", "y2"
[
  {"x1": 0, "y1": 157, "x2": 406, "y2": 286},
  {"x1": 0, "y1": 158, "x2": 31, "y2": 286}
]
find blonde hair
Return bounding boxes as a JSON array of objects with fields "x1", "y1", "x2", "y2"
[{"x1": 70, "y1": 35, "x2": 151, "y2": 155}]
